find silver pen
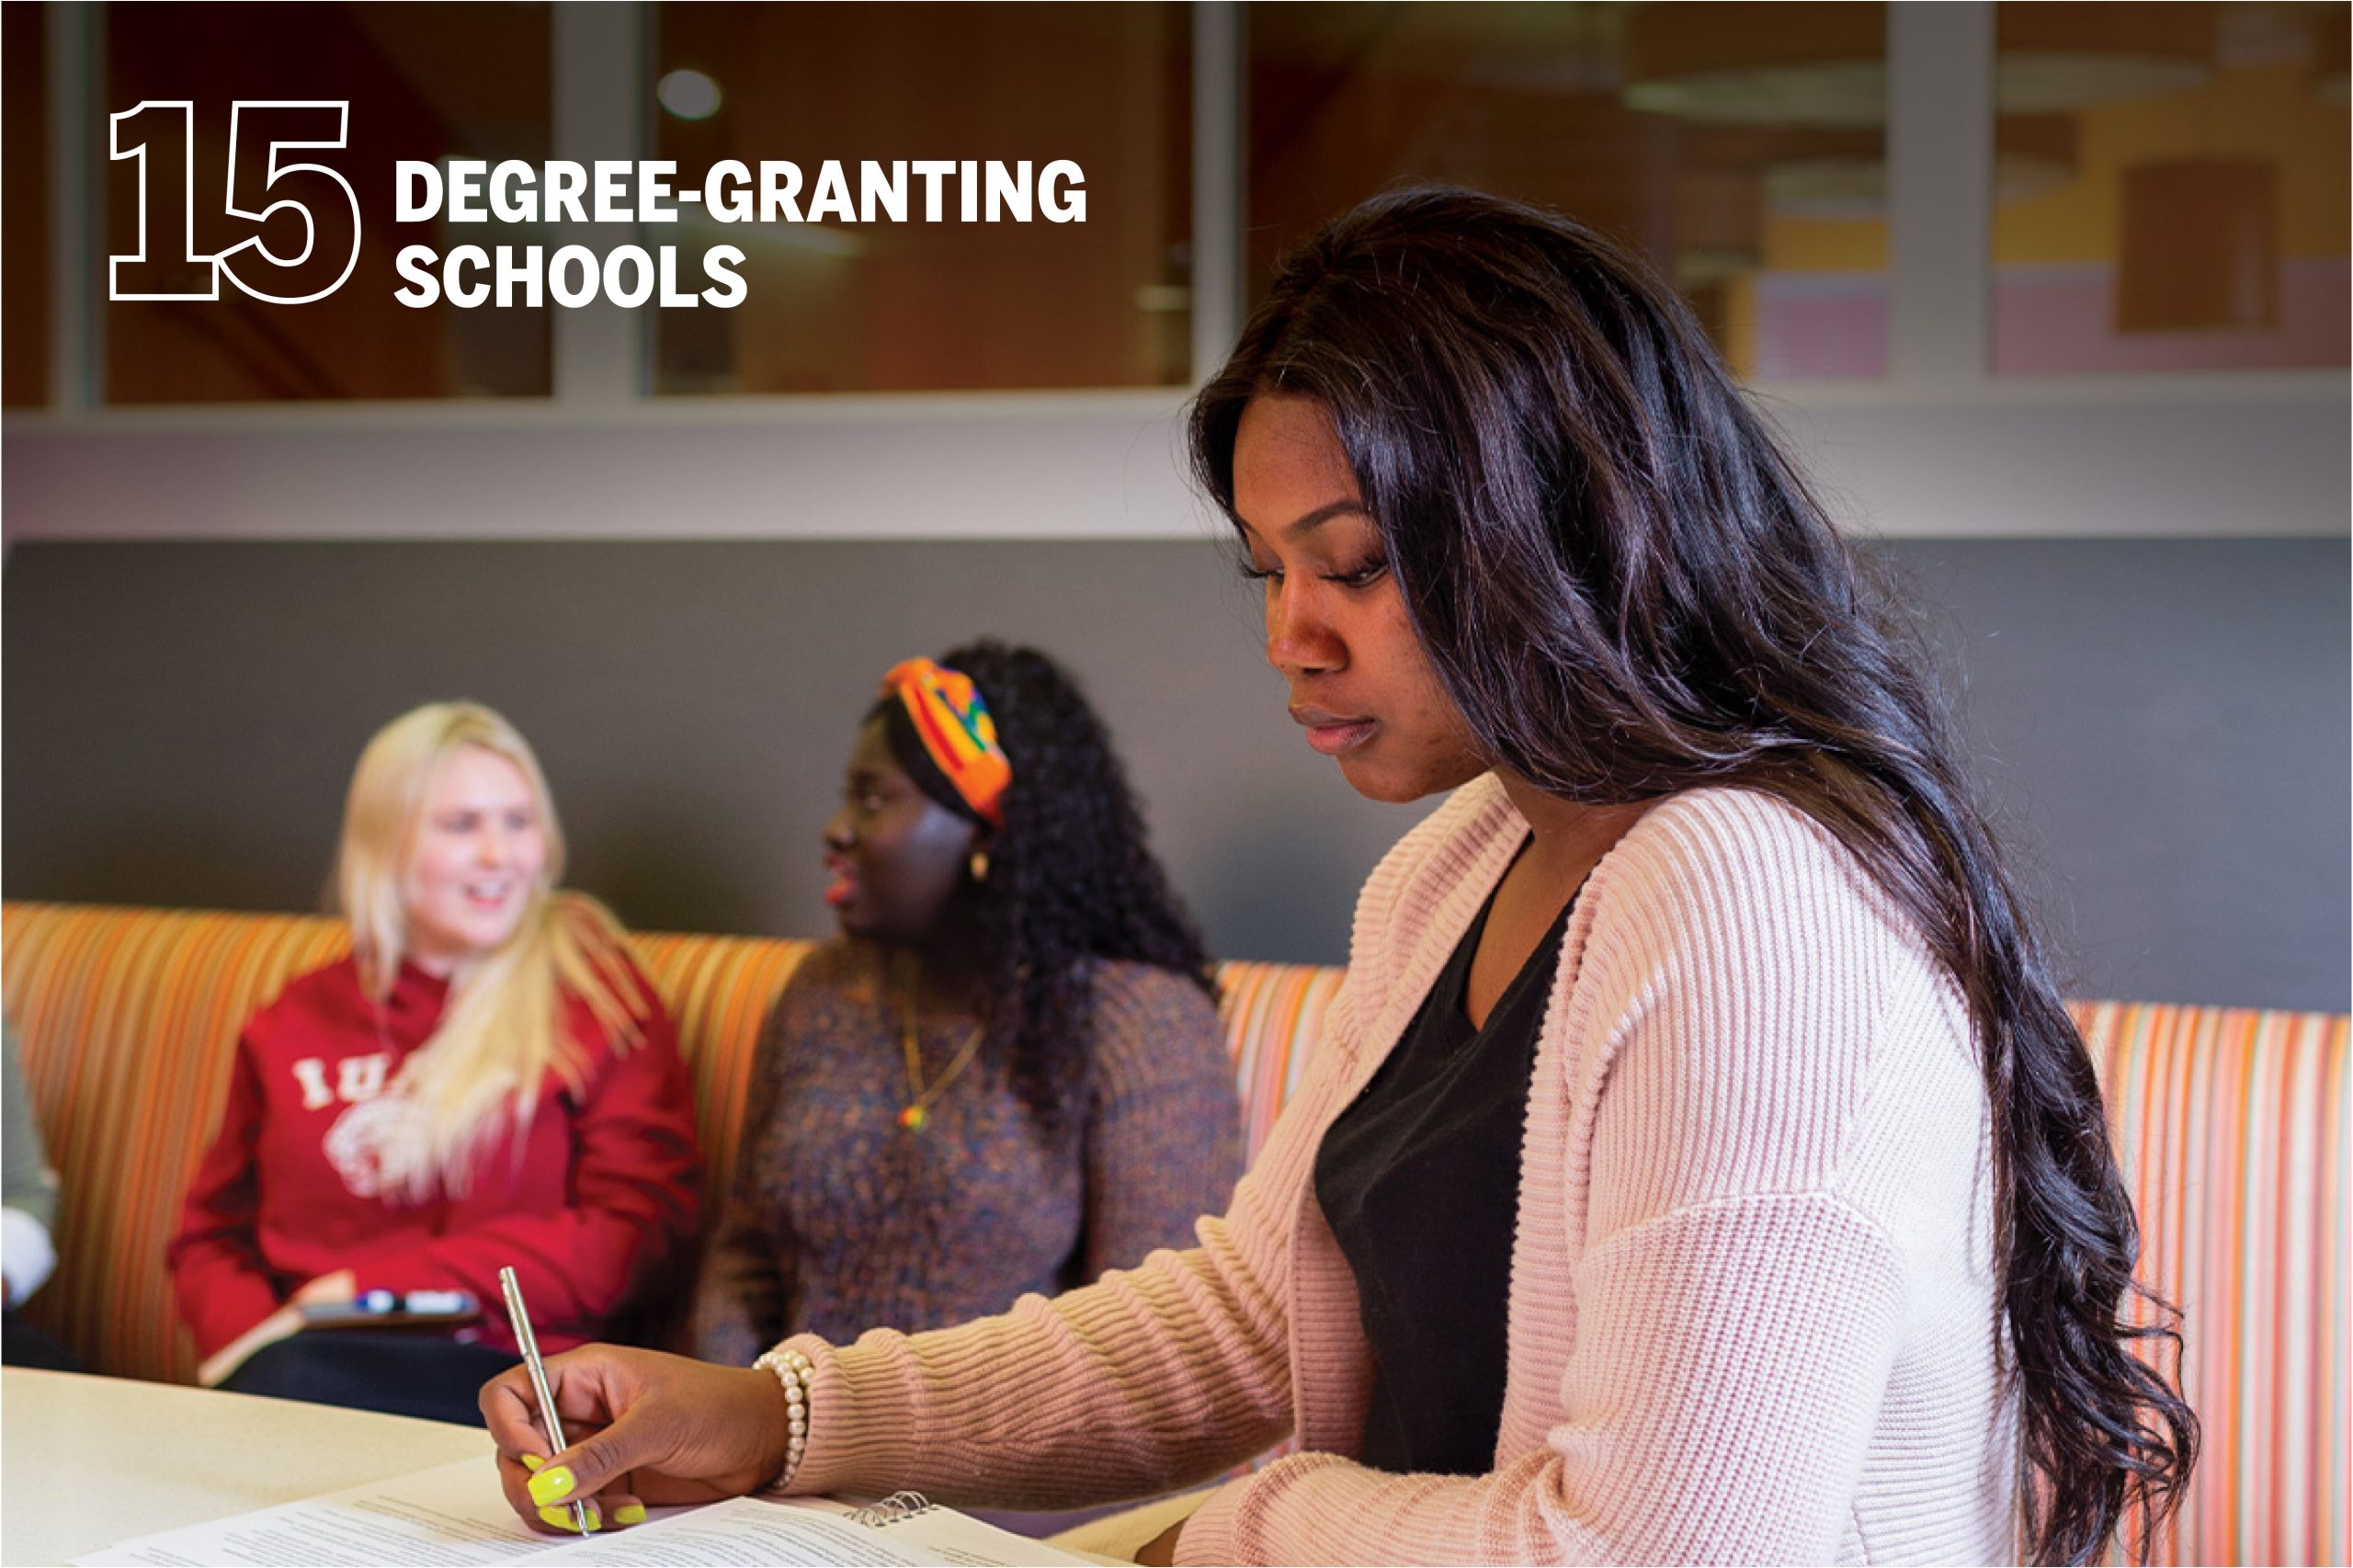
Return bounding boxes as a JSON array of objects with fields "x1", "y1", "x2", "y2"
[{"x1": 498, "y1": 1265, "x2": 593, "y2": 1535}]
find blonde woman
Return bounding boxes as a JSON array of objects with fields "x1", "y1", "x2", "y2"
[{"x1": 168, "y1": 702, "x2": 699, "y2": 1426}]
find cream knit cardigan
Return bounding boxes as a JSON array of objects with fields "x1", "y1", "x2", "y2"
[{"x1": 786, "y1": 778, "x2": 2019, "y2": 1564}]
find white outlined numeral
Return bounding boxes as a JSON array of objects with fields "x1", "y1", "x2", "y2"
[
  {"x1": 108, "y1": 99, "x2": 363, "y2": 304},
  {"x1": 109, "y1": 100, "x2": 212, "y2": 300},
  {"x1": 218, "y1": 101, "x2": 362, "y2": 303}
]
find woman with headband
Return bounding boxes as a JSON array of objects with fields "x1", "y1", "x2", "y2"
[{"x1": 689, "y1": 642, "x2": 1241, "y2": 1369}]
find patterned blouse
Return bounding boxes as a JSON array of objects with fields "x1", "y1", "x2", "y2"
[{"x1": 690, "y1": 940, "x2": 1243, "y2": 1362}]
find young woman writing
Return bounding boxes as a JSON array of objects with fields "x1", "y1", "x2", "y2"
[{"x1": 479, "y1": 192, "x2": 2193, "y2": 1563}]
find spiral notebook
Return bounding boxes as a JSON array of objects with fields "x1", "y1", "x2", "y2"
[{"x1": 74, "y1": 1458, "x2": 1114, "y2": 1566}]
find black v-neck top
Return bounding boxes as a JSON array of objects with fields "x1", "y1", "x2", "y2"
[{"x1": 1312, "y1": 884, "x2": 1577, "y2": 1476}]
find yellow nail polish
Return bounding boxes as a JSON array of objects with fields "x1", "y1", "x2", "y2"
[
  {"x1": 538, "y1": 1502, "x2": 601, "y2": 1534},
  {"x1": 520, "y1": 1454, "x2": 544, "y2": 1471},
  {"x1": 528, "y1": 1465, "x2": 574, "y2": 1506},
  {"x1": 613, "y1": 1503, "x2": 647, "y2": 1526}
]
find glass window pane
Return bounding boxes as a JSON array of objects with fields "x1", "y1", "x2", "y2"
[
  {"x1": 1991, "y1": 1, "x2": 2349, "y2": 373},
  {"x1": 102, "y1": 2, "x2": 553, "y2": 402},
  {"x1": 5, "y1": 0, "x2": 47, "y2": 408},
  {"x1": 1245, "y1": 2, "x2": 1890, "y2": 381},
  {"x1": 651, "y1": 3, "x2": 1192, "y2": 395}
]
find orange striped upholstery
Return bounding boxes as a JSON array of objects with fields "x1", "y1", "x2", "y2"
[
  {"x1": 3, "y1": 903, "x2": 2341, "y2": 1565},
  {"x1": 625, "y1": 929, "x2": 814, "y2": 1230},
  {"x1": 0, "y1": 903, "x2": 825, "y2": 1383},
  {"x1": 1212, "y1": 960, "x2": 1344, "y2": 1164},
  {"x1": 2069, "y1": 1001, "x2": 2350, "y2": 1568},
  {"x1": 3, "y1": 905, "x2": 352, "y2": 1381},
  {"x1": 0, "y1": 905, "x2": 1344, "y2": 1387},
  {"x1": 1207, "y1": 961, "x2": 1343, "y2": 1476}
]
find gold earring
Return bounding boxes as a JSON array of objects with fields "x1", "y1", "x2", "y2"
[{"x1": 969, "y1": 850, "x2": 990, "y2": 882}]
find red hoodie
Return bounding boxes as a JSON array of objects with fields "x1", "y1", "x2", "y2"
[{"x1": 167, "y1": 951, "x2": 700, "y2": 1361}]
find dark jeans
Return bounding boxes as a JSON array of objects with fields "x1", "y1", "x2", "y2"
[
  {"x1": 220, "y1": 1331, "x2": 514, "y2": 1426},
  {"x1": 2, "y1": 1309, "x2": 83, "y2": 1370}
]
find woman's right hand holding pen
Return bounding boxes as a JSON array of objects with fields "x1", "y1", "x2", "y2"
[{"x1": 480, "y1": 1345, "x2": 799, "y2": 1532}]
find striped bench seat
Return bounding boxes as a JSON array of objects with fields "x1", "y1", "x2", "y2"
[{"x1": 2, "y1": 903, "x2": 2340, "y2": 1564}]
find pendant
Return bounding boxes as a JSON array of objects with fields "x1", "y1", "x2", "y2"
[{"x1": 898, "y1": 1104, "x2": 927, "y2": 1131}]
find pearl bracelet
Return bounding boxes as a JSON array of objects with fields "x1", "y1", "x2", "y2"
[{"x1": 752, "y1": 1347, "x2": 814, "y2": 1489}]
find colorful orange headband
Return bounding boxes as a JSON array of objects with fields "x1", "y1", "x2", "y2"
[{"x1": 881, "y1": 658, "x2": 1012, "y2": 827}]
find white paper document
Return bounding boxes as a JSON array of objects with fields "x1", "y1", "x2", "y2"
[{"x1": 73, "y1": 1458, "x2": 1103, "y2": 1567}]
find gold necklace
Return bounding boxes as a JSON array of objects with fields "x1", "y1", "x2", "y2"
[{"x1": 896, "y1": 1003, "x2": 984, "y2": 1131}]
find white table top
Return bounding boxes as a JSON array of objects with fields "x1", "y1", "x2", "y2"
[{"x1": 2, "y1": 1367, "x2": 490, "y2": 1565}]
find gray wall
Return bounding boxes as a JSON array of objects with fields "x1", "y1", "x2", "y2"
[
  {"x1": 1881, "y1": 540, "x2": 2348, "y2": 1012},
  {"x1": 4, "y1": 537, "x2": 2345, "y2": 1010}
]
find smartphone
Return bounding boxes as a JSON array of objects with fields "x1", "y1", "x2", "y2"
[{"x1": 298, "y1": 1289, "x2": 482, "y2": 1328}]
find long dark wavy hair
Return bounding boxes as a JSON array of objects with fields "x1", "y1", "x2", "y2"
[
  {"x1": 877, "y1": 640, "x2": 1213, "y2": 1142},
  {"x1": 1189, "y1": 187, "x2": 2195, "y2": 1565}
]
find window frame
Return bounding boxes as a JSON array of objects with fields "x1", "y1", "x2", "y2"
[{"x1": 11, "y1": 2, "x2": 2341, "y2": 544}]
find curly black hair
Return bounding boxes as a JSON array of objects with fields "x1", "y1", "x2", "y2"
[{"x1": 873, "y1": 640, "x2": 1214, "y2": 1142}]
